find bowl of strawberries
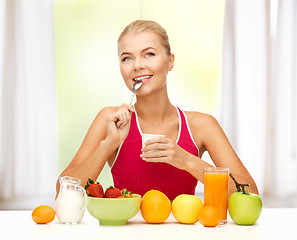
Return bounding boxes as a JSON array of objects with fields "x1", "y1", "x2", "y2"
[{"x1": 85, "y1": 179, "x2": 141, "y2": 225}]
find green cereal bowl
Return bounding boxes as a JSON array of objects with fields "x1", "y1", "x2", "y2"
[{"x1": 87, "y1": 194, "x2": 141, "y2": 225}]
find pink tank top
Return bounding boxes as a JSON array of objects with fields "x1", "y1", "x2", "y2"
[{"x1": 111, "y1": 107, "x2": 199, "y2": 200}]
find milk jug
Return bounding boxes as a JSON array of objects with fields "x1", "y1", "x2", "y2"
[{"x1": 55, "y1": 176, "x2": 87, "y2": 224}]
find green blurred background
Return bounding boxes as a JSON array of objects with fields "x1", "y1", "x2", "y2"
[{"x1": 54, "y1": 0, "x2": 224, "y2": 188}]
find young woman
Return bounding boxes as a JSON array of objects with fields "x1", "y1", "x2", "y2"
[{"x1": 56, "y1": 20, "x2": 258, "y2": 200}]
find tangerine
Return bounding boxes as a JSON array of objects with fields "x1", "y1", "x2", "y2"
[
  {"x1": 198, "y1": 206, "x2": 221, "y2": 227},
  {"x1": 140, "y1": 189, "x2": 171, "y2": 223},
  {"x1": 32, "y1": 205, "x2": 55, "y2": 224}
]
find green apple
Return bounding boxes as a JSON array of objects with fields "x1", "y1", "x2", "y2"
[{"x1": 228, "y1": 174, "x2": 262, "y2": 225}]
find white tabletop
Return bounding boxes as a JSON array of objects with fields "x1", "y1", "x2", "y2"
[{"x1": 0, "y1": 208, "x2": 295, "y2": 240}]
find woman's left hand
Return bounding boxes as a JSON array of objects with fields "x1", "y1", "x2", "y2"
[{"x1": 140, "y1": 136, "x2": 191, "y2": 170}]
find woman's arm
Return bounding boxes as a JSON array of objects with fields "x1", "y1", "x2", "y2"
[
  {"x1": 141, "y1": 112, "x2": 258, "y2": 196},
  {"x1": 55, "y1": 104, "x2": 133, "y2": 198},
  {"x1": 188, "y1": 112, "x2": 259, "y2": 195}
]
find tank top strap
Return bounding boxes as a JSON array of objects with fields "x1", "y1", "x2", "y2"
[
  {"x1": 124, "y1": 111, "x2": 141, "y2": 143},
  {"x1": 176, "y1": 107, "x2": 199, "y2": 156}
]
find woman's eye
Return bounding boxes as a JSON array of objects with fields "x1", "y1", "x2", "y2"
[
  {"x1": 122, "y1": 57, "x2": 132, "y2": 62},
  {"x1": 145, "y1": 52, "x2": 155, "y2": 58}
]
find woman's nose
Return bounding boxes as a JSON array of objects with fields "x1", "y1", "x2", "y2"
[{"x1": 134, "y1": 57, "x2": 144, "y2": 71}]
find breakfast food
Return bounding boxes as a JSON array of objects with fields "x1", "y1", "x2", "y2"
[
  {"x1": 105, "y1": 186, "x2": 122, "y2": 198},
  {"x1": 172, "y1": 194, "x2": 204, "y2": 224},
  {"x1": 85, "y1": 179, "x2": 133, "y2": 198},
  {"x1": 198, "y1": 206, "x2": 221, "y2": 227},
  {"x1": 85, "y1": 179, "x2": 104, "y2": 198},
  {"x1": 32, "y1": 205, "x2": 55, "y2": 224},
  {"x1": 121, "y1": 188, "x2": 133, "y2": 198},
  {"x1": 228, "y1": 173, "x2": 262, "y2": 225},
  {"x1": 140, "y1": 189, "x2": 171, "y2": 224}
]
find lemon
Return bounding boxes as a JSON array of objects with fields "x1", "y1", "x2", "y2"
[{"x1": 172, "y1": 194, "x2": 203, "y2": 224}]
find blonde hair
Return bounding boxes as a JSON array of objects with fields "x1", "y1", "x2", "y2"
[{"x1": 118, "y1": 20, "x2": 171, "y2": 55}]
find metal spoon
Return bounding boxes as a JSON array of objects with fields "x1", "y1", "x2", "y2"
[{"x1": 130, "y1": 81, "x2": 142, "y2": 105}]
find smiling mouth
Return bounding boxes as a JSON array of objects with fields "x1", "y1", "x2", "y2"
[{"x1": 133, "y1": 75, "x2": 153, "y2": 82}]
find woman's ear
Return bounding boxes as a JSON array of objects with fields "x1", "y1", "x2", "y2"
[{"x1": 168, "y1": 53, "x2": 175, "y2": 71}]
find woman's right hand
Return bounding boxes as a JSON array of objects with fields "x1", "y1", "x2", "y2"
[{"x1": 106, "y1": 103, "x2": 134, "y2": 146}]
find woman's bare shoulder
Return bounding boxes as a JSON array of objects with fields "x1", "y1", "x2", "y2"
[
  {"x1": 86, "y1": 106, "x2": 119, "y2": 132},
  {"x1": 94, "y1": 106, "x2": 119, "y2": 120},
  {"x1": 98, "y1": 105, "x2": 119, "y2": 115},
  {"x1": 184, "y1": 111, "x2": 222, "y2": 150},
  {"x1": 184, "y1": 111, "x2": 219, "y2": 130}
]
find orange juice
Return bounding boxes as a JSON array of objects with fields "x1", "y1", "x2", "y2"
[{"x1": 204, "y1": 168, "x2": 229, "y2": 224}]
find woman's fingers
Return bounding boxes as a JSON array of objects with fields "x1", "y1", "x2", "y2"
[
  {"x1": 140, "y1": 136, "x2": 190, "y2": 171},
  {"x1": 142, "y1": 143, "x2": 167, "y2": 152},
  {"x1": 141, "y1": 138, "x2": 169, "y2": 159},
  {"x1": 141, "y1": 137, "x2": 179, "y2": 164},
  {"x1": 142, "y1": 137, "x2": 170, "y2": 151},
  {"x1": 141, "y1": 149, "x2": 171, "y2": 158},
  {"x1": 114, "y1": 104, "x2": 133, "y2": 129},
  {"x1": 120, "y1": 103, "x2": 134, "y2": 113}
]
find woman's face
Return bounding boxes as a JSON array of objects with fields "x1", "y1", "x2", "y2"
[{"x1": 118, "y1": 31, "x2": 174, "y2": 96}]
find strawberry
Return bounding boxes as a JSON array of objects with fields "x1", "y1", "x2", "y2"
[
  {"x1": 121, "y1": 188, "x2": 132, "y2": 198},
  {"x1": 85, "y1": 179, "x2": 104, "y2": 198},
  {"x1": 105, "y1": 186, "x2": 122, "y2": 198}
]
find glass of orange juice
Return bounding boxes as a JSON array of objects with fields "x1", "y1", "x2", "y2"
[{"x1": 204, "y1": 167, "x2": 229, "y2": 224}]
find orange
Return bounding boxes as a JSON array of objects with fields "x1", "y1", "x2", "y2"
[
  {"x1": 172, "y1": 194, "x2": 204, "y2": 224},
  {"x1": 140, "y1": 189, "x2": 171, "y2": 223},
  {"x1": 198, "y1": 206, "x2": 220, "y2": 227},
  {"x1": 32, "y1": 205, "x2": 55, "y2": 224}
]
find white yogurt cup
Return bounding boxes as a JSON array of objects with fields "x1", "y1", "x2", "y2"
[{"x1": 141, "y1": 134, "x2": 165, "y2": 150}]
